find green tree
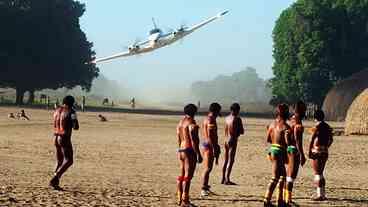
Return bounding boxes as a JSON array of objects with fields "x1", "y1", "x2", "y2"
[
  {"x1": 0, "y1": 0, "x2": 98, "y2": 104},
  {"x1": 270, "y1": 0, "x2": 368, "y2": 106}
]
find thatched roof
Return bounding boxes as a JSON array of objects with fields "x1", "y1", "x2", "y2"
[
  {"x1": 345, "y1": 89, "x2": 368, "y2": 135},
  {"x1": 322, "y1": 69, "x2": 368, "y2": 121}
]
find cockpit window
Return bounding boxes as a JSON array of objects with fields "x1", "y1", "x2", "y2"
[{"x1": 149, "y1": 28, "x2": 162, "y2": 35}]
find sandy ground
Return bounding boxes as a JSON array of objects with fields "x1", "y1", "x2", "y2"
[{"x1": 0, "y1": 107, "x2": 368, "y2": 207}]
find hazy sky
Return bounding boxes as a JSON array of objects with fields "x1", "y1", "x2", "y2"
[{"x1": 79, "y1": 1, "x2": 295, "y2": 90}]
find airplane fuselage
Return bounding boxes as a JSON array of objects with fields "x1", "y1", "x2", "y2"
[{"x1": 136, "y1": 31, "x2": 192, "y2": 55}]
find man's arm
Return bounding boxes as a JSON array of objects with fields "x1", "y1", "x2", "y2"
[
  {"x1": 295, "y1": 126, "x2": 306, "y2": 166},
  {"x1": 328, "y1": 126, "x2": 334, "y2": 147},
  {"x1": 176, "y1": 124, "x2": 181, "y2": 148},
  {"x1": 189, "y1": 124, "x2": 202, "y2": 163},
  {"x1": 238, "y1": 117, "x2": 244, "y2": 135},
  {"x1": 284, "y1": 128, "x2": 292, "y2": 146},
  {"x1": 71, "y1": 112, "x2": 79, "y2": 130},
  {"x1": 266, "y1": 125, "x2": 272, "y2": 143},
  {"x1": 308, "y1": 129, "x2": 317, "y2": 158}
]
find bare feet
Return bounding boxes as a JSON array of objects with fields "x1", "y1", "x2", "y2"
[
  {"x1": 311, "y1": 195, "x2": 327, "y2": 201},
  {"x1": 224, "y1": 181, "x2": 237, "y2": 185},
  {"x1": 49, "y1": 176, "x2": 63, "y2": 191}
]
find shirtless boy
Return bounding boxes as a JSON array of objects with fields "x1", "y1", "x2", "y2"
[
  {"x1": 264, "y1": 104, "x2": 291, "y2": 207},
  {"x1": 284, "y1": 101, "x2": 307, "y2": 205},
  {"x1": 221, "y1": 103, "x2": 244, "y2": 185},
  {"x1": 49, "y1": 95, "x2": 79, "y2": 190},
  {"x1": 308, "y1": 110, "x2": 333, "y2": 201},
  {"x1": 176, "y1": 104, "x2": 202, "y2": 206},
  {"x1": 201, "y1": 102, "x2": 221, "y2": 196}
]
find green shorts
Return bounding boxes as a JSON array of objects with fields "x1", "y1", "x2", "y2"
[
  {"x1": 268, "y1": 144, "x2": 285, "y2": 157},
  {"x1": 287, "y1": 145, "x2": 298, "y2": 154}
]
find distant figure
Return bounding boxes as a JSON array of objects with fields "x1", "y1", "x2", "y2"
[
  {"x1": 40, "y1": 94, "x2": 47, "y2": 104},
  {"x1": 197, "y1": 101, "x2": 201, "y2": 109},
  {"x1": 221, "y1": 103, "x2": 244, "y2": 185},
  {"x1": 98, "y1": 114, "x2": 107, "y2": 122},
  {"x1": 308, "y1": 110, "x2": 333, "y2": 201},
  {"x1": 8, "y1": 113, "x2": 15, "y2": 119},
  {"x1": 50, "y1": 95, "x2": 79, "y2": 190},
  {"x1": 102, "y1": 98, "x2": 109, "y2": 105},
  {"x1": 264, "y1": 104, "x2": 291, "y2": 207},
  {"x1": 130, "y1": 98, "x2": 135, "y2": 109},
  {"x1": 47, "y1": 96, "x2": 50, "y2": 110},
  {"x1": 200, "y1": 102, "x2": 222, "y2": 197},
  {"x1": 176, "y1": 104, "x2": 202, "y2": 206},
  {"x1": 17, "y1": 109, "x2": 30, "y2": 120},
  {"x1": 81, "y1": 96, "x2": 86, "y2": 112},
  {"x1": 111, "y1": 101, "x2": 114, "y2": 107}
]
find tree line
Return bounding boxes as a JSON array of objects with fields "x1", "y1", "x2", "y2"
[
  {"x1": 0, "y1": 0, "x2": 98, "y2": 104},
  {"x1": 190, "y1": 67, "x2": 271, "y2": 106},
  {"x1": 270, "y1": 0, "x2": 368, "y2": 107}
]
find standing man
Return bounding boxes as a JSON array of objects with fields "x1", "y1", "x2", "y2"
[
  {"x1": 264, "y1": 104, "x2": 291, "y2": 207},
  {"x1": 176, "y1": 104, "x2": 202, "y2": 206},
  {"x1": 49, "y1": 95, "x2": 79, "y2": 190},
  {"x1": 130, "y1": 97, "x2": 136, "y2": 109},
  {"x1": 221, "y1": 103, "x2": 244, "y2": 185},
  {"x1": 200, "y1": 102, "x2": 221, "y2": 196},
  {"x1": 81, "y1": 96, "x2": 86, "y2": 112},
  {"x1": 308, "y1": 110, "x2": 333, "y2": 201},
  {"x1": 284, "y1": 101, "x2": 307, "y2": 205}
]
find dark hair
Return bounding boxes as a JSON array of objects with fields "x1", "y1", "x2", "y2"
[
  {"x1": 294, "y1": 100, "x2": 307, "y2": 120},
  {"x1": 314, "y1": 109, "x2": 325, "y2": 121},
  {"x1": 184, "y1": 104, "x2": 198, "y2": 117},
  {"x1": 209, "y1": 102, "x2": 222, "y2": 114},
  {"x1": 63, "y1": 95, "x2": 75, "y2": 107},
  {"x1": 230, "y1": 103, "x2": 241, "y2": 113},
  {"x1": 275, "y1": 103, "x2": 290, "y2": 120}
]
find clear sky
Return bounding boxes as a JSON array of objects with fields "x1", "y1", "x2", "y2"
[{"x1": 79, "y1": 1, "x2": 295, "y2": 90}]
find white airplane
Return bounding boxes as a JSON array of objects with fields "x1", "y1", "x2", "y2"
[{"x1": 94, "y1": 10, "x2": 229, "y2": 63}]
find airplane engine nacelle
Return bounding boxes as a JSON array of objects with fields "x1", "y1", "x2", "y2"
[{"x1": 128, "y1": 45, "x2": 139, "y2": 52}]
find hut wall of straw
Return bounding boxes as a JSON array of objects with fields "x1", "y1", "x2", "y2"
[
  {"x1": 345, "y1": 89, "x2": 368, "y2": 135},
  {"x1": 322, "y1": 69, "x2": 368, "y2": 121}
]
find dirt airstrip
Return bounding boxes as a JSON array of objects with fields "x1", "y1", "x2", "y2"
[{"x1": 0, "y1": 107, "x2": 367, "y2": 206}]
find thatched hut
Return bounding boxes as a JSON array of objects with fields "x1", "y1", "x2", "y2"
[
  {"x1": 345, "y1": 89, "x2": 368, "y2": 135},
  {"x1": 322, "y1": 69, "x2": 368, "y2": 121}
]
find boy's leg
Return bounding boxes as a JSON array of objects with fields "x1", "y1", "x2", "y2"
[
  {"x1": 285, "y1": 154, "x2": 299, "y2": 204},
  {"x1": 201, "y1": 151, "x2": 214, "y2": 196},
  {"x1": 221, "y1": 144, "x2": 229, "y2": 184},
  {"x1": 264, "y1": 157, "x2": 279, "y2": 205},
  {"x1": 54, "y1": 137, "x2": 64, "y2": 173},
  {"x1": 55, "y1": 137, "x2": 74, "y2": 180},
  {"x1": 277, "y1": 159, "x2": 286, "y2": 206},
  {"x1": 176, "y1": 153, "x2": 185, "y2": 205},
  {"x1": 182, "y1": 153, "x2": 196, "y2": 205},
  {"x1": 225, "y1": 142, "x2": 238, "y2": 184}
]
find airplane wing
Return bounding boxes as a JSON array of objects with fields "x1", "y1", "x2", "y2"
[
  {"x1": 94, "y1": 51, "x2": 133, "y2": 63},
  {"x1": 134, "y1": 39, "x2": 150, "y2": 46},
  {"x1": 187, "y1": 10, "x2": 229, "y2": 33}
]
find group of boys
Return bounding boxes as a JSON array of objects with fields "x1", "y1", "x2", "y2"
[
  {"x1": 48, "y1": 96, "x2": 333, "y2": 207},
  {"x1": 175, "y1": 102, "x2": 244, "y2": 206},
  {"x1": 264, "y1": 102, "x2": 333, "y2": 207}
]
